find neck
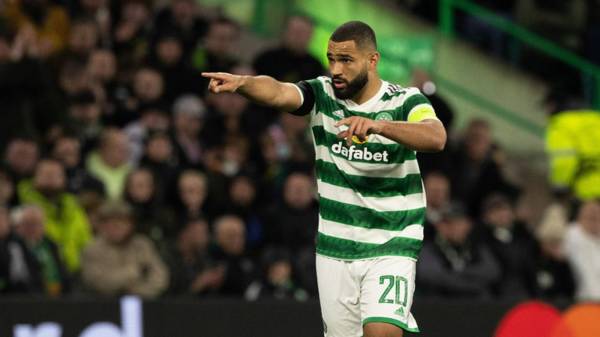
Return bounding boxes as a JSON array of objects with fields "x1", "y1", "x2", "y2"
[{"x1": 351, "y1": 75, "x2": 382, "y2": 105}]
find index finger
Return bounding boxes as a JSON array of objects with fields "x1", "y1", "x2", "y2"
[
  {"x1": 201, "y1": 72, "x2": 230, "y2": 80},
  {"x1": 335, "y1": 117, "x2": 351, "y2": 127}
]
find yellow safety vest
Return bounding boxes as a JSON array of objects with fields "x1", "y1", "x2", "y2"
[{"x1": 546, "y1": 110, "x2": 600, "y2": 200}]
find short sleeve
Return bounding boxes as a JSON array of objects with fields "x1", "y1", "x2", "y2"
[
  {"x1": 403, "y1": 91, "x2": 438, "y2": 123},
  {"x1": 289, "y1": 80, "x2": 315, "y2": 116}
]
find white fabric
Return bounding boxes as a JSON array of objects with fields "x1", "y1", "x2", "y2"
[{"x1": 316, "y1": 255, "x2": 419, "y2": 337}]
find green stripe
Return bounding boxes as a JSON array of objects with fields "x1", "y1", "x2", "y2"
[
  {"x1": 316, "y1": 159, "x2": 423, "y2": 197},
  {"x1": 363, "y1": 317, "x2": 420, "y2": 333},
  {"x1": 316, "y1": 232, "x2": 422, "y2": 259},
  {"x1": 402, "y1": 93, "x2": 431, "y2": 120},
  {"x1": 309, "y1": 80, "x2": 401, "y2": 120},
  {"x1": 311, "y1": 126, "x2": 416, "y2": 164},
  {"x1": 319, "y1": 197, "x2": 425, "y2": 230}
]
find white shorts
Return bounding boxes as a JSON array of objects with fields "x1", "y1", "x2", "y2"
[{"x1": 316, "y1": 254, "x2": 419, "y2": 337}]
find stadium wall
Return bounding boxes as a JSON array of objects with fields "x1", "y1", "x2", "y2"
[{"x1": 0, "y1": 297, "x2": 527, "y2": 337}]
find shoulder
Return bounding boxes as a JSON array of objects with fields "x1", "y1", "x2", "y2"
[{"x1": 131, "y1": 235, "x2": 156, "y2": 250}]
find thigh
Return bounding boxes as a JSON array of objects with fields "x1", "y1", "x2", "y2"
[
  {"x1": 359, "y1": 257, "x2": 420, "y2": 334},
  {"x1": 316, "y1": 255, "x2": 362, "y2": 337}
]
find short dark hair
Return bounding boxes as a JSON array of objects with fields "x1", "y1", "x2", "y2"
[{"x1": 330, "y1": 21, "x2": 377, "y2": 50}]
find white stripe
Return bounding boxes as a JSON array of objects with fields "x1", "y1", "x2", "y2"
[
  {"x1": 317, "y1": 179, "x2": 425, "y2": 211},
  {"x1": 318, "y1": 217, "x2": 423, "y2": 244},
  {"x1": 315, "y1": 144, "x2": 420, "y2": 178},
  {"x1": 293, "y1": 84, "x2": 304, "y2": 106},
  {"x1": 314, "y1": 112, "x2": 398, "y2": 145}
]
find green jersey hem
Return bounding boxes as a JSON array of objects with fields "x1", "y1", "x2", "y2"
[{"x1": 363, "y1": 317, "x2": 420, "y2": 333}]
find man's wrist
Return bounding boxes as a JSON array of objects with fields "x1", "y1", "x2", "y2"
[
  {"x1": 237, "y1": 75, "x2": 250, "y2": 93},
  {"x1": 372, "y1": 120, "x2": 386, "y2": 135}
]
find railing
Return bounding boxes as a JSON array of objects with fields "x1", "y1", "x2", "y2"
[{"x1": 439, "y1": 0, "x2": 600, "y2": 109}]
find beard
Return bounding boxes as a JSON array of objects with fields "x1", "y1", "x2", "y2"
[{"x1": 332, "y1": 69, "x2": 369, "y2": 100}]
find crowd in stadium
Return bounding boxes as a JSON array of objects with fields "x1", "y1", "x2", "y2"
[{"x1": 0, "y1": 0, "x2": 599, "y2": 303}]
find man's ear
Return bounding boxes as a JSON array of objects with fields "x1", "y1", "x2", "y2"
[{"x1": 369, "y1": 51, "x2": 380, "y2": 70}]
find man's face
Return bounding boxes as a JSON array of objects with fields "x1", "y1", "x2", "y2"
[
  {"x1": 5, "y1": 140, "x2": 39, "y2": 176},
  {"x1": 327, "y1": 40, "x2": 371, "y2": 100},
  {"x1": 33, "y1": 161, "x2": 66, "y2": 197},
  {"x1": 205, "y1": 23, "x2": 238, "y2": 56},
  {"x1": 53, "y1": 137, "x2": 81, "y2": 169}
]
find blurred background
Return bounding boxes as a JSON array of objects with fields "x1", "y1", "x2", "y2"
[{"x1": 0, "y1": 0, "x2": 599, "y2": 336}]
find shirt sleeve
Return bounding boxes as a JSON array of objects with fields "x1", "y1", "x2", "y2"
[
  {"x1": 289, "y1": 80, "x2": 315, "y2": 116},
  {"x1": 402, "y1": 89, "x2": 438, "y2": 123}
]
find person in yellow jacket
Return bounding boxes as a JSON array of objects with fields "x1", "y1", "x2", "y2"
[
  {"x1": 17, "y1": 158, "x2": 92, "y2": 273},
  {"x1": 546, "y1": 106, "x2": 600, "y2": 200}
]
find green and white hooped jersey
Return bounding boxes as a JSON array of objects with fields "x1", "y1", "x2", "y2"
[{"x1": 293, "y1": 76, "x2": 438, "y2": 261}]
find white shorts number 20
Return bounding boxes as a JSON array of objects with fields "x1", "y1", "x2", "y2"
[{"x1": 316, "y1": 254, "x2": 419, "y2": 337}]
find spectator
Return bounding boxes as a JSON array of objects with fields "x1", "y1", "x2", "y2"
[
  {"x1": 564, "y1": 200, "x2": 600, "y2": 301},
  {"x1": 66, "y1": 90, "x2": 103, "y2": 152},
  {"x1": 147, "y1": 33, "x2": 202, "y2": 104},
  {"x1": 112, "y1": 67, "x2": 165, "y2": 127},
  {"x1": 139, "y1": 131, "x2": 179, "y2": 197},
  {"x1": 227, "y1": 174, "x2": 264, "y2": 251},
  {"x1": 17, "y1": 158, "x2": 91, "y2": 272},
  {"x1": 124, "y1": 167, "x2": 176, "y2": 244},
  {"x1": 253, "y1": 15, "x2": 324, "y2": 83},
  {"x1": 544, "y1": 98, "x2": 600, "y2": 200},
  {"x1": 263, "y1": 172, "x2": 318, "y2": 252},
  {"x1": 211, "y1": 214, "x2": 255, "y2": 297},
  {"x1": 0, "y1": 169, "x2": 16, "y2": 207},
  {"x1": 417, "y1": 206, "x2": 501, "y2": 298},
  {"x1": 192, "y1": 17, "x2": 240, "y2": 73},
  {"x1": 175, "y1": 170, "x2": 209, "y2": 227},
  {"x1": 168, "y1": 219, "x2": 224, "y2": 296},
  {"x1": 152, "y1": 0, "x2": 208, "y2": 58},
  {"x1": 81, "y1": 201, "x2": 169, "y2": 298},
  {"x1": 125, "y1": 106, "x2": 171, "y2": 164},
  {"x1": 172, "y1": 94, "x2": 207, "y2": 169},
  {"x1": 3, "y1": 137, "x2": 39, "y2": 182},
  {"x1": 86, "y1": 128, "x2": 132, "y2": 200},
  {"x1": 423, "y1": 171, "x2": 452, "y2": 240},
  {"x1": 12, "y1": 205, "x2": 70, "y2": 296},
  {"x1": 112, "y1": 0, "x2": 150, "y2": 72},
  {"x1": 62, "y1": 17, "x2": 99, "y2": 62},
  {"x1": 3, "y1": 0, "x2": 70, "y2": 57},
  {"x1": 0, "y1": 205, "x2": 42, "y2": 293},
  {"x1": 87, "y1": 48, "x2": 116, "y2": 85},
  {"x1": 480, "y1": 194, "x2": 538, "y2": 298},
  {"x1": 0, "y1": 28, "x2": 64, "y2": 147},
  {"x1": 245, "y1": 247, "x2": 308, "y2": 301},
  {"x1": 534, "y1": 214, "x2": 575, "y2": 299},
  {"x1": 51, "y1": 134, "x2": 105, "y2": 196},
  {"x1": 450, "y1": 119, "x2": 519, "y2": 217},
  {"x1": 87, "y1": 48, "x2": 120, "y2": 117},
  {"x1": 68, "y1": 0, "x2": 111, "y2": 45}
]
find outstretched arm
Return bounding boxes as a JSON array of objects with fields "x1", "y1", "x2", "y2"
[
  {"x1": 336, "y1": 117, "x2": 446, "y2": 153},
  {"x1": 202, "y1": 72, "x2": 303, "y2": 112}
]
